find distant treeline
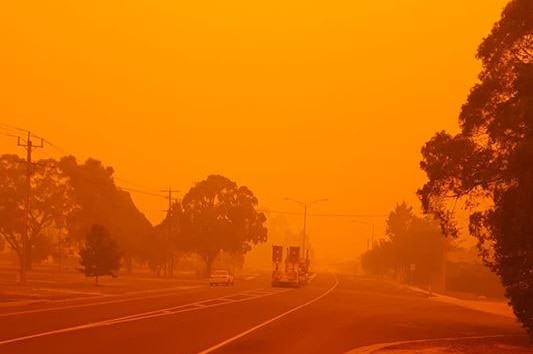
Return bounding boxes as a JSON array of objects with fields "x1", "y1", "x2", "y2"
[
  {"x1": 361, "y1": 202, "x2": 448, "y2": 287},
  {"x1": 0, "y1": 155, "x2": 267, "y2": 279}
]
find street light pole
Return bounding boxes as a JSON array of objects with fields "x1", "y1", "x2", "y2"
[
  {"x1": 303, "y1": 204, "x2": 307, "y2": 252},
  {"x1": 284, "y1": 198, "x2": 327, "y2": 256},
  {"x1": 372, "y1": 223, "x2": 375, "y2": 249}
]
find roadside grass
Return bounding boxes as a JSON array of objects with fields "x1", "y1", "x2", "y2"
[{"x1": 0, "y1": 265, "x2": 206, "y2": 305}]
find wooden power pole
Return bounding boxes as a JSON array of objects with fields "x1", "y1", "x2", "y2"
[
  {"x1": 161, "y1": 187, "x2": 179, "y2": 276},
  {"x1": 17, "y1": 132, "x2": 44, "y2": 282}
]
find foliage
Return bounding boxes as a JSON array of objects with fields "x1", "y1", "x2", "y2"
[
  {"x1": 0, "y1": 155, "x2": 26, "y2": 265},
  {"x1": 182, "y1": 175, "x2": 267, "y2": 275},
  {"x1": 59, "y1": 156, "x2": 152, "y2": 271},
  {"x1": 0, "y1": 154, "x2": 152, "y2": 277},
  {"x1": 418, "y1": 0, "x2": 532, "y2": 335},
  {"x1": 361, "y1": 203, "x2": 446, "y2": 284},
  {"x1": 0, "y1": 155, "x2": 77, "y2": 276},
  {"x1": 79, "y1": 224, "x2": 121, "y2": 284},
  {"x1": 446, "y1": 262, "x2": 505, "y2": 298},
  {"x1": 361, "y1": 240, "x2": 395, "y2": 276},
  {"x1": 144, "y1": 201, "x2": 186, "y2": 276}
]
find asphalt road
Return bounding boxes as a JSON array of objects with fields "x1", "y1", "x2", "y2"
[{"x1": 0, "y1": 273, "x2": 525, "y2": 354}]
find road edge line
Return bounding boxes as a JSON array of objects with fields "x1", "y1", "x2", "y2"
[{"x1": 196, "y1": 274, "x2": 339, "y2": 354}]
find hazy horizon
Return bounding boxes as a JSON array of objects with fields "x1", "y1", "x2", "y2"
[{"x1": 0, "y1": 0, "x2": 508, "y2": 261}]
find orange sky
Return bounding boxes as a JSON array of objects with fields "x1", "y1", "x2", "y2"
[{"x1": 0, "y1": 0, "x2": 508, "y2": 261}]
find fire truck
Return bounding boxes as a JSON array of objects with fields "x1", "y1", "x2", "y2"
[{"x1": 271, "y1": 245, "x2": 310, "y2": 287}]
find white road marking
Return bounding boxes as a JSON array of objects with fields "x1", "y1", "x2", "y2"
[
  {"x1": 0, "y1": 287, "x2": 290, "y2": 346},
  {"x1": 39, "y1": 288, "x2": 105, "y2": 296},
  {"x1": 196, "y1": 274, "x2": 339, "y2": 354},
  {"x1": 344, "y1": 334, "x2": 519, "y2": 354},
  {"x1": 0, "y1": 285, "x2": 203, "y2": 318}
]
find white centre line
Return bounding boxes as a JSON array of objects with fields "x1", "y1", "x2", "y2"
[
  {"x1": 0, "y1": 287, "x2": 290, "y2": 346},
  {"x1": 196, "y1": 274, "x2": 339, "y2": 354}
]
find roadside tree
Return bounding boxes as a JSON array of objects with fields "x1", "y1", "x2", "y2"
[
  {"x1": 59, "y1": 156, "x2": 152, "y2": 272},
  {"x1": 182, "y1": 175, "x2": 267, "y2": 275},
  {"x1": 79, "y1": 224, "x2": 121, "y2": 285},
  {"x1": 418, "y1": 0, "x2": 533, "y2": 335},
  {"x1": 0, "y1": 155, "x2": 77, "y2": 279},
  {"x1": 361, "y1": 203, "x2": 447, "y2": 284},
  {"x1": 145, "y1": 201, "x2": 186, "y2": 276}
]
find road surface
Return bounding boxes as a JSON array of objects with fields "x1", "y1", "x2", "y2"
[{"x1": 0, "y1": 273, "x2": 524, "y2": 354}]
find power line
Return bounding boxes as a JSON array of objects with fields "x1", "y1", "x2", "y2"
[
  {"x1": 2, "y1": 124, "x2": 173, "y2": 225},
  {"x1": 0, "y1": 132, "x2": 20, "y2": 139},
  {"x1": 0, "y1": 126, "x2": 25, "y2": 139},
  {"x1": 117, "y1": 186, "x2": 167, "y2": 199},
  {"x1": 23, "y1": 134, "x2": 166, "y2": 198},
  {"x1": 0, "y1": 124, "x2": 67, "y2": 160},
  {"x1": 37, "y1": 137, "x2": 169, "y2": 198},
  {"x1": 308, "y1": 212, "x2": 387, "y2": 218},
  {"x1": 260, "y1": 209, "x2": 387, "y2": 218},
  {"x1": 0, "y1": 121, "x2": 28, "y2": 133},
  {"x1": 42, "y1": 138, "x2": 69, "y2": 156},
  {"x1": 114, "y1": 176, "x2": 161, "y2": 192}
]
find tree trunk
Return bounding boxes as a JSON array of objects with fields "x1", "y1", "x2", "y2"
[
  {"x1": 169, "y1": 256, "x2": 174, "y2": 277},
  {"x1": 25, "y1": 244, "x2": 33, "y2": 271},
  {"x1": 17, "y1": 250, "x2": 26, "y2": 283}
]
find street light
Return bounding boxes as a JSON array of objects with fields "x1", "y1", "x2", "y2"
[{"x1": 284, "y1": 198, "x2": 328, "y2": 255}]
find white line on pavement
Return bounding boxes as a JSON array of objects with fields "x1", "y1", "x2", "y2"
[
  {"x1": 196, "y1": 274, "x2": 339, "y2": 354},
  {"x1": 0, "y1": 286, "x2": 204, "y2": 318},
  {"x1": 0, "y1": 287, "x2": 290, "y2": 346}
]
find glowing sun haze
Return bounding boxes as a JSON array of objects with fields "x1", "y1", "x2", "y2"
[{"x1": 0, "y1": 0, "x2": 508, "y2": 260}]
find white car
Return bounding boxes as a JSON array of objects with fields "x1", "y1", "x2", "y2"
[{"x1": 209, "y1": 269, "x2": 234, "y2": 286}]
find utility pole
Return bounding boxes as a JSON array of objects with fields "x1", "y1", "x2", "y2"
[
  {"x1": 284, "y1": 198, "x2": 328, "y2": 257},
  {"x1": 302, "y1": 205, "x2": 307, "y2": 253},
  {"x1": 160, "y1": 187, "x2": 179, "y2": 276},
  {"x1": 371, "y1": 223, "x2": 375, "y2": 249},
  {"x1": 17, "y1": 132, "x2": 44, "y2": 283},
  {"x1": 161, "y1": 187, "x2": 179, "y2": 216}
]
